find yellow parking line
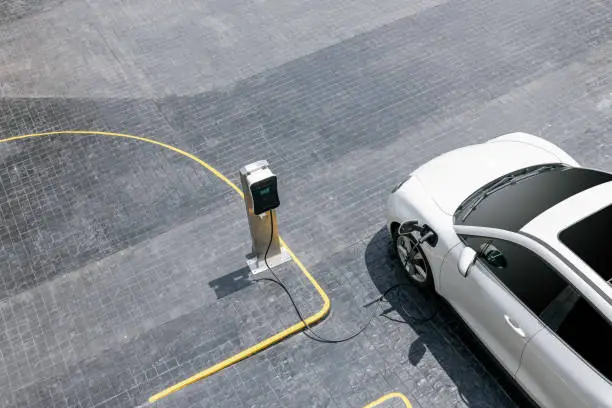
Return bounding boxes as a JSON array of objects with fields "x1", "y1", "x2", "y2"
[
  {"x1": 0, "y1": 131, "x2": 331, "y2": 403},
  {"x1": 363, "y1": 392, "x2": 412, "y2": 408}
]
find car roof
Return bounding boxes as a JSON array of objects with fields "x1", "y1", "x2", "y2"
[
  {"x1": 521, "y1": 179, "x2": 612, "y2": 242},
  {"x1": 521, "y1": 180, "x2": 612, "y2": 282}
]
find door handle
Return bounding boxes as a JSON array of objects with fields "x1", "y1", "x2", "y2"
[{"x1": 504, "y1": 314, "x2": 526, "y2": 338}]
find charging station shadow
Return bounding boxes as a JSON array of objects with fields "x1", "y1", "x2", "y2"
[
  {"x1": 364, "y1": 227, "x2": 535, "y2": 408},
  {"x1": 209, "y1": 266, "x2": 254, "y2": 300}
]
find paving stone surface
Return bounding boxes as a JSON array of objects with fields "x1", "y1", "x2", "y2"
[{"x1": 1, "y1": 0, "x2": 612, "y2": 407}]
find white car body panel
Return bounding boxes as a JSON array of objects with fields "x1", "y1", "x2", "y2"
[
  {"x1": 487, "y1": 132, "x2": 580, "y2": 168},
  {"x1": 412, "y1": 133, "x2": 572, "y2": 216},
  {"x1": 518, "y1": 328, "x2": 612, "y2": 408},
  {"x1": 440, "y1": 243, "x2": 544, "y2": 375},
  {"x1": 385, "y1": 133, "x2": 612, "y2": 408}
]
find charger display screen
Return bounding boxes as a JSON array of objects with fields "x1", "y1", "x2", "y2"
[{"x1": 250, "y1": 177, "x2": 279, "y2": 215}]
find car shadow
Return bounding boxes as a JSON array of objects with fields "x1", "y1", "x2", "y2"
[{"x1": 364, "y1": 227, "x2": 536, "y2": 408}]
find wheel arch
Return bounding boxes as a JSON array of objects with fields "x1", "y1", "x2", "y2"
[{"x1": 387, "y1": 179, "x2": 460, "y2": 294}]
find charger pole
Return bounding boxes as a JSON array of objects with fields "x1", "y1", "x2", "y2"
[{"x1": 239, "y1": 160, "x2": 290, "y2": 274}]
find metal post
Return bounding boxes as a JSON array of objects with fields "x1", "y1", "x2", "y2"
[{"x1": 239, "y1": 161, "x2": 290, "y2": 274}]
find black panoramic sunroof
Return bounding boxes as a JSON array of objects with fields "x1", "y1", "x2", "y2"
[
  {"x1": 455, "y1": 167, "x2": 612, "y2": 232},
  {"x1": 559, "y1": 204, "x2": 612, "y2": 283}
]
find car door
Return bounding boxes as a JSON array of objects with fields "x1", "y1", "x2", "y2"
[
  {"x1": 440, "y1": 236, "x2": 547, "y2": 376},
  {"x1": 517, "y1": 287, "x2": 612, "y2": 408}
]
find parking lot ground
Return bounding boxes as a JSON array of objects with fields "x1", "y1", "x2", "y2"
[{"x1": 2, "y1": 0, "x2": 612, "y2": 407}]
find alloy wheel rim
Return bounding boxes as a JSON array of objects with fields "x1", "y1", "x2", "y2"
[{"x1": 397, "y1": 235, "x2": 428, "y2": 283}]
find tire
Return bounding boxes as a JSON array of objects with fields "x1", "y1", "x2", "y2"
[{"x1": 392, "y1": 226, "x2": 434, "y2": 289}]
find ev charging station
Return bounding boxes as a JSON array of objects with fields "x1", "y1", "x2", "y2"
[{"x1": 239, "y1": 160, "x2": 291, "y2": 274}]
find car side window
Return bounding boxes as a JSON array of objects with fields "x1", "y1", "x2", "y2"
[
  {"x1": 554, "y1": 296, "x2": 612, "y2": 382},
  {"x1": 462, "y1": 236, "x2": 568, "y2": 315},
  {"x1": 533, "y1": 279, "x2": 612, "y2": 382}
]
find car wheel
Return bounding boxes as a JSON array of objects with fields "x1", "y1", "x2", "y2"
[{"x1": 393, "y1": 229, "x2": 433, "y2": 289}]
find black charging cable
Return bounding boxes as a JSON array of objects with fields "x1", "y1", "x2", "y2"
[{"x1": 253, "y1": 211, "x2": 438, "y2": 344}]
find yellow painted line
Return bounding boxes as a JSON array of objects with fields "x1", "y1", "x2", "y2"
[
  {"x1": 0, "y1": 131, "x2": 244, "y2": 197},
  {"x1": 0, "y1": 131, "x2": 331, "y2": 403},
  {"x1": 363, "y1": 392, "x2": 412, "y2": 408}
]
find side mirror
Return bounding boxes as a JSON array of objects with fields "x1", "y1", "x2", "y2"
[{"x1": 458, "y1": 247, "x2": 477, "y2": 277}]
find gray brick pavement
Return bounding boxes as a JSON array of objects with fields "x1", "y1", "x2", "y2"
[{"x1": 2, "y1": 0, "x2": 612, "y2": 407}]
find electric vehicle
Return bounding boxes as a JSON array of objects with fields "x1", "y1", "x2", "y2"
[{"x1": 386, "y1": 132, "x2": 612, "y2": 408}]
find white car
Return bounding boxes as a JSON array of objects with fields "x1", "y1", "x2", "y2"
[{"x1": 386, "y1": 132, "x2": 612, "y2": 408}]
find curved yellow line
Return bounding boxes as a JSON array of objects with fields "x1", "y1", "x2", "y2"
[
  {"x1": 0, "y1": 131, "x2": 331, "y2": 403},
  {"x1": 363, "y1": 392, "x2": 412, "y2": 408}
]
